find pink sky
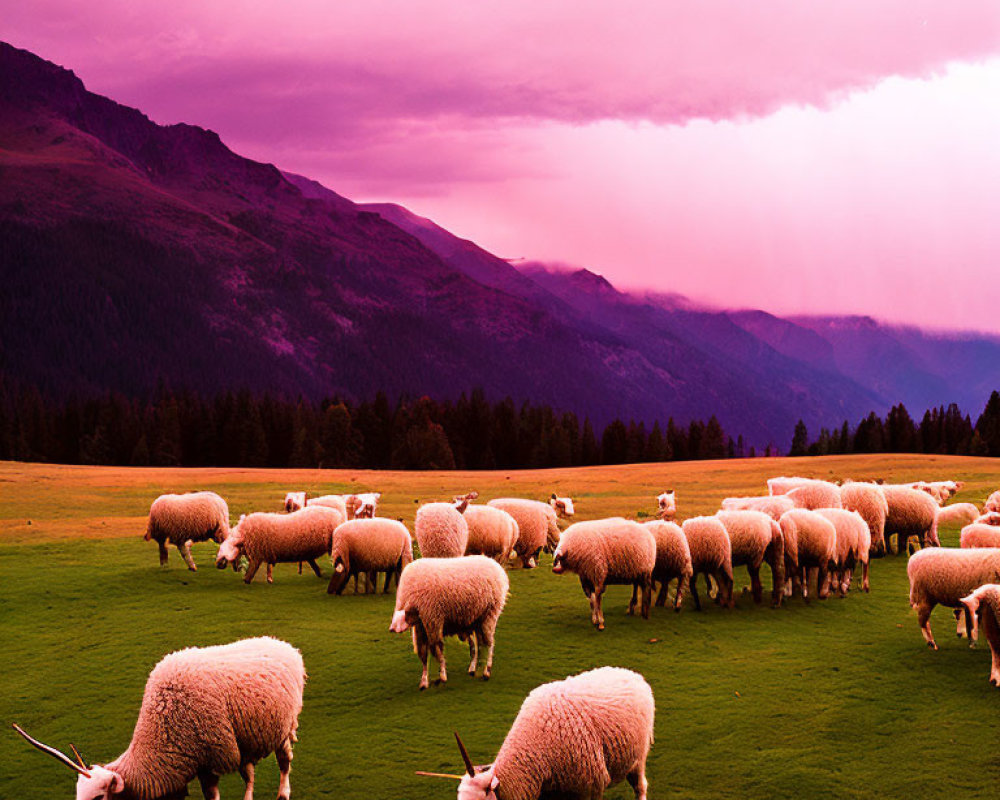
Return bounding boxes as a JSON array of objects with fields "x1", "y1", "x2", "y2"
[{"x1": 8, "y1": 2, "x2": 1000, "y2": 332}]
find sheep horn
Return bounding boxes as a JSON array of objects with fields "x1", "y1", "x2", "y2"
[
  {"x1": 415, "y1": 771, "x2": 465, "y2": 779},
  {"x1": 12, "y1": 724, "x2": 91, "y2": 777},
  {"x1": 454, "y1": 731, "x2": 476, "y2": 776},
  {"x1": 69, "y1": 743, "x2": 88, "y2": 771}
]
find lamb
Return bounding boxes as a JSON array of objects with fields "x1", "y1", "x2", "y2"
[
  {"x1": 327, "y1": 517, "x2": 413, "y2": 595},
  {"x1": 14, "y1": 636, "x2": 305, "y2": 800},
  {"x1": 680, "y1": 516, "x2": 734, "y2": 610},
  {"x1": 937, "y1": 503, "x2": 982, "y2": 528},
  {"x1": 389, "y1": 556, "x2": 509, "y2": 689},
  {"x1": 714, "y1": 510, "x2": 784, "y2": 606},
  {"x1": 487, "y1": 498, "x2": 561, "y2": 567},
  {"x1": 778, "y1": 509, "x2": 838, "y2": 601},
  {"x1": 840, "y1": 482, "x2": 889, "y2": 557},
  {"x1": 144, "y1": 491, "x2": 230, "y2": 571},
  {"x1": 985, "y1": 491, "x2": 1000, "y2": 514},
  {"x1": 814, "y1": 508, "x2": 871, "y2": 595},
  {"x1": 642, "y1": 520, "x2": 693, "y2": 610},
  {"x1": 549, "y1": 493, "x2": 575, "y2": 518},
  {"x1": 907, "y1": 547, "x2": 1000, "y2": 648},
  {"x1": 960, "y1": 523, "x2": 1000, "y2": 549},
  {"x1": 283, "y1": 491, "x2": 307, "y2": 512},
  {"x1": 786, "y1": 481, "x2": 842, "y2": 510},
  {"x1": 720, "y1": 495, "x2": 794, "y2": 521},
  {"x1": 215, "y1": 506, "x2": 341, "y2": 583},
  {"x1": 551, "y1": 518, "x2": 656, "y2": 629},
  {"x1": 656, "y1": 490, "x2": 676, "y2": 520},
  {"x1": 463, "y1": 504, "x2": 520, "y2": 565},
  {"x1": 882, "y1": 485, "x2": 940, "y2": 554},
  {"x1": 306, "y1": 494, "x2": 349, "y2": 519},
  {"x1": 959, "y1": 585, "x2": 1000, "y2": 686},
  {"x1": 441, "y1": 666, "x2": 654, "y2": 800},
  {"x1": 415, "y1": 500, "x2": 470, "y2": 558}
]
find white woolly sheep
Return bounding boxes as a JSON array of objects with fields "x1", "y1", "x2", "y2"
[
  {"x1": 463, "y1": 505, "x2": 520, "y2": 565},
  {"x1": 814, "y1": 508, "x2": 871, "y2": 595},
  {"x1": 960, "y1": 523, "x2": 1000, "y2": 549},
  {"x1": 778, "y1": 509, "x2": 838, "y2": 602},
  {"x1": 786, "y1": 481, "x2": 842, "y2": 511},
  {"x1": 656, "y1": 490, "x2": 676, "y2": 520},
  {"x1": 882, "y1": 485, "x2": 940, "y2": 554},
  {"x1": 720, "y1": 495, "x2": 794, "y2": 521},
  {"x1": 445, "y1": 666, "x2": 654, "y2": 800},
  {"x1": 342, "y1": 491, "x2": 381, "y2": 519},
  {"x1": 14, "y1": 636, "x2": 305, "y2": 800},
  {"x1": 715, "y1": 510, "x2": 784, "y2": 606},
  {"x1": 907, "y1": 547, "x2": 1000, "y2": 649},
  {"x1": 840, "y1": 481, "x2": 889, "y2": 557},
  {"x1": 416, "y1": 500, "x2": 470, "y2": 558},
  {"x1": 959, "y1": 584, "x2": 1000, "y2": 687},
  {"x1": 216, "y1": 506, "x2": 341, "y2": 583},
  {"x1": 327, "y1": 517, "x2": 413, "y2": 595},
  {"x1": 767, "y1": 476, "x2": 819, "y2": 496},
  {"x1": 144, "y1": 491, "x2": 230, "y2": 571},
  {"x1": 937, "y1": 503, "x2": 982, "y2": 528},
  {"x1": 911, "y1": 480, "x2": 964, "y2": 505},
  {"x1": 549, "y1": 493, "x2": 575, "y2": 518},
  {"x1": 984, "y1": 491, "x2": 1000, "y2": 514},
  {"x1": 389, "y1": 556, "x2": 509, "y2": 689},
  {"x1": 680, "y1": 516, "x2": 734, "y2": 610},
  {"x1": 551, "y1": 518, "x2": 656, "y2": 629},
  {"x1": 487, "y1": 498, "x2": 561, "y2": 567},
  {"x1": 306, "y1": 494, "x2": 349, "y2": 519},
  {"x1": 642, "y1": 520, "x2": 693, "y2": 610},
  {"x1": 283, "y1": 491, "x2": 307, "y2": 512}
]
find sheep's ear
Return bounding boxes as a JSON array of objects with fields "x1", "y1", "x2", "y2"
[
  {"x1": 490, "y1": 774, "x2": 500, "y2": 790},
  {"x1": 110, "y1": 771, "x2": 126, "y2": 794},
  {"x1": 550, "y1": 492, "x2": 557, "y2": 500}
]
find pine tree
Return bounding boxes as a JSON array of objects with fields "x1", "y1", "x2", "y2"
[{"x1": 789, "y1": 419, "x2": 809, "y2": 456}]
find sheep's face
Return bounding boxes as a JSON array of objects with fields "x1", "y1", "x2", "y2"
[
  {"x1": 76, "y1": 766, "x2": 124, "y2": 800},
  {"x1": 457, "y1": 767, "x2": 499, "y2": 800},
  {"x1": 551, "y1": 546, "x2": 568, "y2": 574},
  {"x1": 389, "y1": 607, "x2": 417, "y2": 633},
  {"x1": 215, "y1": 532, "x2": 244, "y2": 569},
  {"x1": 657, "y1": 490, "x2": 676, "y2": 518},
  {"x1": 549, "y1": 494, "x2": 574, "y2": 517}
]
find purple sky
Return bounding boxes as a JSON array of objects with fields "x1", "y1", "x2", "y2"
[{"x1": 9, "y1": 2, "x2": 1000, "y2": 332}]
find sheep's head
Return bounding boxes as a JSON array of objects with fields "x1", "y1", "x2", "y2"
[
  {"x1": 959, "y1": 584, "x2": 1000, "y2": 642},
  {"x1": 657, "y1": 490, "x2": 676, "y2": 519},
  {"x1": 283, "y1": 492, "x2": 306, "y2": 513},
  {"x1": 215, "y1": 520, "x2": 245, "y2": 570},
  {"x1": 13, "y1": 724, "x2": 125, "y2": 799},
  {"x1": 551, "y1": 543, "x2": 568, "y2": 574},
  {"x1": 389, "y1": 606, "x2": 418, "y2": 633},
  {"x1": 549, "y1": 493, "x2": 575, "y2": 518}
]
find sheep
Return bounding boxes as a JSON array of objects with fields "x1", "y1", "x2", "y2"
[
  {"x1": 714, "y1": 510, "x2": 784, "y2": 607},
  {"x1": 415, "y1": 500, "x2": 470, "y2": 558},
  {"x1": 444, "y1": 666, "x2": 654, "y2": 800},
  {"x1": 720, "y1": 495, "x2": 794, "y2": 521},
  {"x1": 487, "y1": 498, "x2": 561, "y2": 567},
  {"x1": 778, "y1": 509, "x2": 837, "y2": 602},
  {"x1": 306, "y1": 494, "x2": 349, "y2": 519},
  {"x1": 343, "y1": 491, "x2": 381, "y2": 519},
  {"x1": 959, "y1": 585, "x2": 1000, "y2": 686},
  {"x1": 215, "y1": 506, "x2": 341, "y2": 583},
  {"x1": 786, "y1": 481, "x2": 842, "y2": 510},
  {"x1": 911, "y1": 480, "x2": 964, "y2": 505},
  {"x1": 642, "y1": 520, "x2": 693, "y2": 610},
  {"x1": 840, "y1": 482, "x2": 889, "y2": 557},
  {"x1": 976, "y1": 512, "x2": 1000, "y2": 526},
  {"x1": 327, "y1": 517, "x2": 413, "y2": 595},
  {"x1": 985, "y1": 491, "x2": 1000, "y2": 514},
  {"x1": 960, "y1": 523, "x2": 1000, "y2": 549},
  {"x1": 937, "y1": 503, "x2": 982, "y2": 528},
  {"x1": 907, "y1": 547, "x2": 1000, "y2": 649},
  {"x1": 814, "y1": 508, "x2": 871, "y2": 595},
  {"x1": 549, "y1": 493, "x2": 575, "y2": 518},
  {"x1": 551, "y1": 518, "x2": 656, "y2": 629},
  {"x1": 389, "y1": 556, "x2": 509, "y2": 689},
  {"x1": 283, "y1": 491, "x2": 307, "y2": 512},
  {"x1": 13, "y1": 636, "x2": 305, "y2": 800},
  {"x1": 463, "y1": 504, "x2": 520, "y2": 565},
  {"x1": 656, "y1": 490, "x2": 676, "y2": 520},
  {"x1": 882, "y1": 485, "x2": 940, "y2": 554},
  {"x1": 767, "y1": 476, "x2": 819, "y2": 496},
  {"x1": 680, "y1": 516, "x2": 734, "y2": 610},
  {"x1": 144, "y1": 491, "x2": 230, "y2": 571}
]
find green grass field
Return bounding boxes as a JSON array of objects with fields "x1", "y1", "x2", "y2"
[{"x1": 2, "y1": 454, "x2": 999, "y2": 798}]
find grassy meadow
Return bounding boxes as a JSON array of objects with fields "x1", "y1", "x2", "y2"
[{"x1": 1, "y1": 454, "x2": 999, "y2": 798}]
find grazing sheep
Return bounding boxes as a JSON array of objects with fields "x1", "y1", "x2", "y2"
[
  {"x1": 840, "y1": 482, "x2": 889, "y2": 557},
  {"x1": 551, "y1": 518, "x2": 656, "y2": 629},
  {"x1": 215, "y1": 507, "x2": 340, "y2": 584},
  {"x1": 778, "y1": 509, "x2": 838, "y2": 602},
  {"x1": 549, "y1": 493, "x2": 575, "y2": 518},
  {"x1": 960, "y1": 523, "x2": 1000, "y2": 549},
  {"x1": 938, "y1": 503, "x2": 982, "y2": 528},
  {"x1": 786, "y1": 481, "x2": 842, "y2": 511},
  {"x1": 416, "y1": 500, "x2": 470, "y2": 558},
  {"x1": 307, "y1": 494, "x2": 350, "y2": 519},
  {"x1": 720, "y1": 495, "x2": 794, "y2": 521},
  {"x1": 656, "y1": 490, "x2": 677, "y2": 520},
  {"x1": 327, "y1": 518, "x2": 413, "y2": 595},
  {"x1": 446, "y1": 667, "x2": 654, "y2": 800},
  {"x1": 984, "y1": 491, "x2": 1000, "y2": 514},
  {"x1": 959, "y1": 585, "x2": 1000, "y2": 686},
  {"x1": 14, "y1": 636, "x2": 305, "y2": 800},
  {"x1": 911, "y1": 480, "x2": 964, "y2": 505},
  {"x1": 144, "y1": 491, "x2": 230, "y2": 571},
  {"x1": 389, "y1": 556, "x2": 509, "y2": 689},
  {"x1": 680, "y1": 516, "x2": 734, "y2": 610},
  {"x1": 882, "y1": 485, "x2": 940, "y2": 554},
  {"x1": 715, "y1": 510, "x2": 784, "y2": 606},
  {"x1": 487, "y1": 498, "x2": 561, "y2": 567},
  {"x1": 767, "y1": 476, "x2": 818, "y2": 496},
  {"x1": 976, "y1": 512, "x2": 1000, "y2": 526},
  {"x1": 814, "y1": 508, "x2": 871, "y2": 595},
  {"x1": 907, "y1": 547, "x2": 1000, "y2": 649},
  {"x1": 642, "y1": 520, "x2": 693, "y2": 610},
  {"x1": 463, "y1": 505, "x2": 520, "y2": 565}
]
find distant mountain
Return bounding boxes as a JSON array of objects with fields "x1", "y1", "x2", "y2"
[{"x1": 1, "y1": 41, "x2": 997, "y2": 448}]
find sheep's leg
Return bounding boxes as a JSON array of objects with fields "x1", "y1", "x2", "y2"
[
  {"x1": 415, "y1": 627, "x2": 430, "y2": 690},
  {"x1": 239, "y1": 762, "x2": 254, "y2": 800},
  {"x1": 673, "y1": 576, "x2": 686, "y2": 612},
  {"x1": 800, "y1": 567, "x2": 810, "y2": 603},
  {"x1": 861, "y1": 560, "x2": 870, "y2": 592},
  {"x1": 983, "y1": 612, "x2": 1000, "y2": 684},
  {"x1": 307, "y1": 558, "x2": 323, "y2": 578},
  {"x1": 244, "y1": 558, "x2": 263, "y2": 584},
  {"x1": 157, "y1": 539, "x2": 169, "y2": 566},
  {"x1": 297, "y1": 562, "x2": 303, "y2": 575},
  {"x1": 955, "y1": 608, "x2": 966, "y2": 639},
  {"x1": 266, "y1": 563, "x2": 274, "y2": 584},
  {"x1": 276, "y1": 738, "x2": 293, "y2": 800},
  {"x1": 641, "y1": 577, "x2": 652, "y2": 619},
  {"x1": 594, "y1": 586, "x2": 606, "y2": 630},
  {"x1": 367, "y1": 571, "x2": 377, "y2": 594},
  {"x1": 654, "y1": 579, "x2": 669, "y2": 608},
  {"x1": 180, "y1": 540, "x2": 198, "y2": 571},
  {"x1": 748, "y1": 566, "x2": 763, "y2": 605},
  {"x1": 768, "y1": 556, "x2": 783, "y2": 608},
  {"x1": 627, "y1": 583, "x2": 639, "y2": 615},
  {"x1": 689, "y1": 573, "x2": 702, "y2": 611},
  {"x1": 467, "y1": 630, "x2": 479, "y2": 676},
  {"x1": 352, "y1": 573, "x2": 359, "y2": 594},
  {"x1": 432, "y1": 639, "x2": 447, "y2": 685},
  {"x1": 480, "y1": 621, "x2": 497, "y2": 680},
  {"x1": 626, "y1": 762, "x2": 648, "y2": 800},
  {"x1": 916, "y1": 603, "x2": 937, "y2": 649},
  {"x1": 817, "y1": 564, "x2": 830, "y2": 600},
  {"x1": 197, "y1": 770, "x2": 220, "y2": 800}
]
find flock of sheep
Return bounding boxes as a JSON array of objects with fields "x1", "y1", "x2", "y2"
[{"x1": 14, "y1": 476, "x2": 1000, "y2": 799}]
